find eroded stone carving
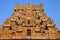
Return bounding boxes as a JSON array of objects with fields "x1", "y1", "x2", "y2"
[{"x1": 0, "y1": 4, "x2": 60, "y2": 39}]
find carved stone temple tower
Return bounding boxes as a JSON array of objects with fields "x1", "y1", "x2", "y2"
[{"x1": 0, "y1": 4, "x2": 60, "y2": 39}]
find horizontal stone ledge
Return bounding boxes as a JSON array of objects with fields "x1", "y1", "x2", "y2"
[{"x1": 0, "y1": 39, "x2": 59, "y2": 40}]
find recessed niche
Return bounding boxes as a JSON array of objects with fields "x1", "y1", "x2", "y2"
[
  {"x1": 18, "y1": 17, "x2": 20, "y2": 20},
  {"x1": 38, "y1": 16, "x2": 40, "y2": 20},
  {"x1": 42, "y1": 10, "x2": 44, "y2": 12},
  {"x1": 9, "y1": 27, "x2": 12, "y2": 30},
  {"x1": 45, "y1": 25, "x2": 48, "y2": 30},
  {"x1": 12, "y1": 32, "x2": 15, "y2": 34},
  {"x1": 40, "y1": 21, "x2": 43, "y2": 25},
  {"x1": 14, "y1": 9, "x2": 16, "y2": 12},
  {"x1": 16, "y1": 31, "x2": 22, "y2": 33},
  {"x1": 27, "y1": 29, "x2": 31, "y2": 36},
  {"x1": 32, "y1": 9, "x2": 36, "y2": 11},
  {"x1": 28, "y1": 20, "x2": 30, "y2": 25}
]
